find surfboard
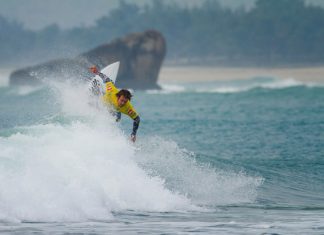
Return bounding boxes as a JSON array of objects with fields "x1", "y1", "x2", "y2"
[{"x1": 89, "y1": 61, "x2": 120, "y2": 96}]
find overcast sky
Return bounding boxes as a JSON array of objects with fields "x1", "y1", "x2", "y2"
[{"x1": 0, "y1": 0, "x2": 323, "y2": 30}]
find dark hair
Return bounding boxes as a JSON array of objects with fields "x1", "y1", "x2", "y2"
[{"x1": 116, "y1": 89, "x2": 132, "y2": 100}]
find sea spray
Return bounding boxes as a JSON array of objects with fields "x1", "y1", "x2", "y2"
[
  {"x1": 135, "y1": 136, "x2": 263, "y2": 206},
  {"x1": 0, "y1": 77, "x2": 263, "y2": 222},
  {"x1": 0, "y1": 120, "x2": 192, "y2": 222},
  {"x1": 1, "y1": 70, "x2": 322, "y2": 233},
  {"x1": 0, "y1": 81, "x2": 191, "y2": 222}
]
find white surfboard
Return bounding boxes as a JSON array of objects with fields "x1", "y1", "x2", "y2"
[
  {"x1": 100, "y1": 61, "x2": 120, "y2": 84},
  {"x1": 89, "y1": 61, "x2": 120, "y2": 96}
]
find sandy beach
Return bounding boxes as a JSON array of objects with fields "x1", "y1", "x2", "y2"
[
  {"x1": 2, "y1": 66, "x2": 324, "y2": 86},
  {"x1": 159, "y1": 66, "x2": 324, "y2": 83}
]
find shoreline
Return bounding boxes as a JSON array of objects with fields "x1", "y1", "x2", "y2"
[
  {"x1": 2, "y1": 66, "x2": 324, "y2": 86},
  {"x1": 159, "y1": 66, "x2": 324, "y2": 83}
]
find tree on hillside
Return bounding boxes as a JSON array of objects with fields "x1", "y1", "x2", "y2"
[{"x1": 1, "y1": 0, "x2": 324, "y2": 66}]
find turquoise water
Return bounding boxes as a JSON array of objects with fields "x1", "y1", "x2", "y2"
[{"x1": 0, "y1": 75, "x2": 323, "y2": 234}]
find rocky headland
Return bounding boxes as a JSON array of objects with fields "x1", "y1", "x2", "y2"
[{"x1": 9, "y1": 30, "x2": 166, "y2": 90}]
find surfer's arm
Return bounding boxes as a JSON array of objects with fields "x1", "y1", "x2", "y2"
[
  {"x1": 124, "y1": 104, "x2": 140, "y2": 137},
  {"x1": 131, "y1": 116, "x2": 140, "y2": 137},
  {"x1": 98, "y1": 72, "x2": 112, "y2": 83},
  {"x1": 89, "y1": 66, "x2": 112, "y2": 83}
]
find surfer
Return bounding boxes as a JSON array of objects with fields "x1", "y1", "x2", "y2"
[{"x1": 89, "y1": 66, "x2": 140, "y2": 142}]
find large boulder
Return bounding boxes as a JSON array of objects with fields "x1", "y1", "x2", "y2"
[{"x1": 9, "y1": 30, "x2": 166, "y2": 89}]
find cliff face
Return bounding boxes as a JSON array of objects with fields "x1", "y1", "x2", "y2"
[{"x1": 9, "y1": 30, "x2": 166, "y2": 89}]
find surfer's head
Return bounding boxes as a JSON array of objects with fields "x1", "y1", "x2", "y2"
[{"x1": 116, "y1": 89, "x2": 132, "y2": 107}]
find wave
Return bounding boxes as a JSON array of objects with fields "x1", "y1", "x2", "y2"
[
  {"x1": 0, "y1": 121, "x2": 192, "y2": 222},
  {"x1": 0, "y1": 117, "x2": 262, "y2": 221},
  {"x1": 146, "y1": 84, "x2": 186, "y2": 94},
  {"x1": 12, "y1": 85, "x2": 45, "y2": 96},
  {"x1": 0, "y1": 80, "x2": 263, "y2": 222},
  {"x1": 135, "y1": 137, "x2": 263, "y2": 206},
  {"x1": 148, "y1": 77, "x2": 324, "y2": 94},
  {"x1": 0, "y1": 121, "x2": 262, "y2": 222},
  {"x1": 0, "y1": 122, "x2": 262, "y2": 222}
]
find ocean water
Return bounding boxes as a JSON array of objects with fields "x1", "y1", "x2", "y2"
[{"x1": 0, "y1": 71, "x2": 323, "y2": 234}]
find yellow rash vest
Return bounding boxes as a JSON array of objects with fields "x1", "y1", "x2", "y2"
[
  {"x1": 102, "y1": 81, "x2": 138, "y2": 120},
  {"x1": 94, "y1": 72, "x2": 140, "y2": 136}
]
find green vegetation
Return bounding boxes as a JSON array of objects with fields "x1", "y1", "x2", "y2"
[{"x1": 1, "y1": 0, "x2": 324, "y2": 66}]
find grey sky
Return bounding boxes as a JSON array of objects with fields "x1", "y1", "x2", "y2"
[{"x1": 0, "y1": 0, "x2": 322, "y2": 30}]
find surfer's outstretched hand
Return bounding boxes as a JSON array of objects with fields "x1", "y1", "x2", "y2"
[
  {"x1": 89, "y1": 66, "x2": 99, "y2": 74},
  {"x1": 130, "y1": 134, "x2": 136, "y2": 143}
]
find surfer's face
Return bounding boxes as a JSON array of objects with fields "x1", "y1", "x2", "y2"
[{"x1": 117, "y1": 95, "x2": 128, "y2": 107}]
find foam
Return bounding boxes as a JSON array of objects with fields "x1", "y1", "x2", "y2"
[
  {"x1": 0, "y1": 78, "x2": 263, "y2": 222},
  {"x1": 0, "y1": 81, "x2": 191, "y2": 222},
  {"x1": 135, "y1": 137, "x2": 263, "y2": 206},
  {"x1": 0, "y1": 120, "x2": 191, "y2": 222}
]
